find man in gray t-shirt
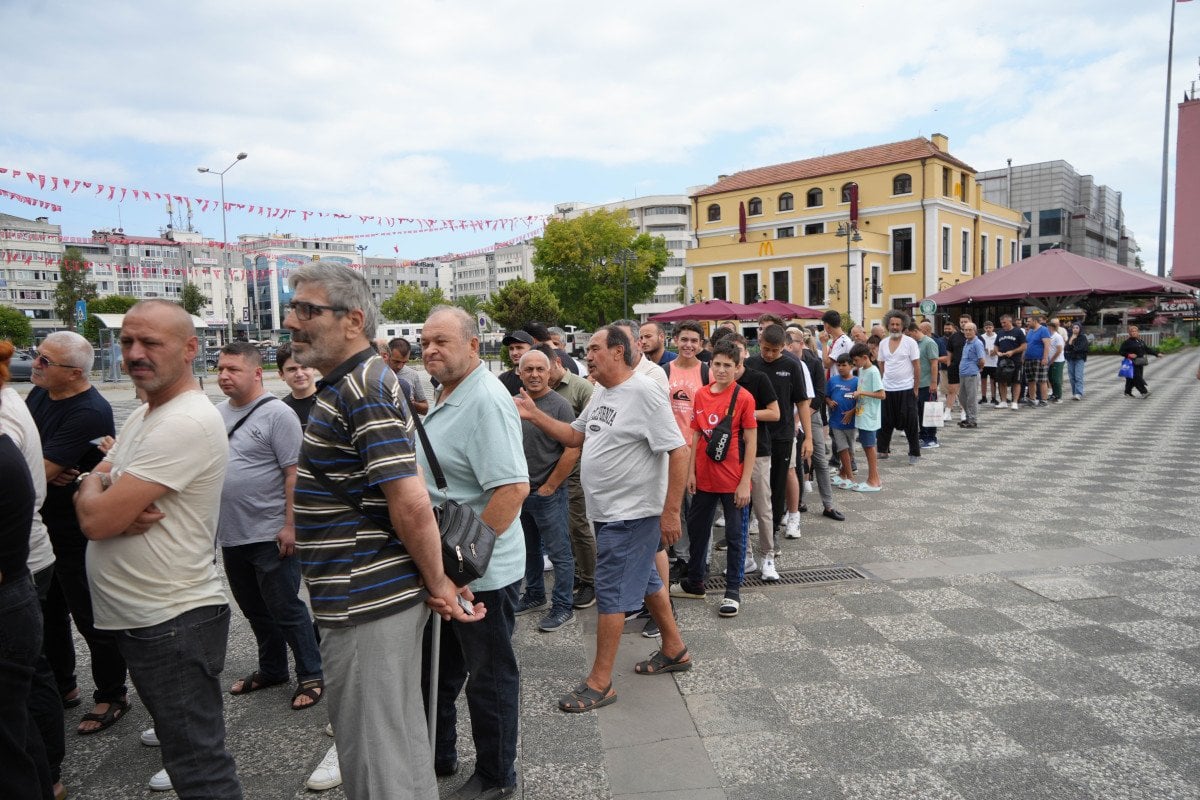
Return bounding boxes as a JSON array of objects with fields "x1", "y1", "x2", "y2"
[{"x1": 215, "y1": 343, "x2": 324, "y2": 710}]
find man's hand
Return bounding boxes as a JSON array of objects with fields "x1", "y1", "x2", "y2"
[
  {"x1": 425, "y1": 575, "x2": 486, "y2": 622},
  {"x1": 513, "y1": 388, "x2": 539, "y2": 420},
  {"x1": 660, "y1": 509, "x2": 682, "y2": 546},
  {"x1": 535, "y1": 484, "x2": 557, "y2": 497},
  {"x1": 686, "y1": 474, "x2": 697, "y2": 495},
  {"x1": 734, "y1": 483, "x2": 751, "y2": 508},
  {"x1": 276, "y1": 524, "x2": 296, "y2": 558},
  {"x1": 50, "y1": 468, "x2": 80, "y2": 487},
  {"x1": 800, "y1": 437, "x2": 813, "y2": 460},
  {"x1": 124, "y1": 504, "x2": 165, "y2": 536}
]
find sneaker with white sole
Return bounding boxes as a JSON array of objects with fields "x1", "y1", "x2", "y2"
[
  {"x1": 803, "y1": 480, "x2": 814, "y2": 493},
  {"x1": 784, "y1": 515, "x2": 801, "y2": 539},
  {"x1": 325, "y1": 722, "x2": 334, "y2": 737},
  {"x1": 747, "y1": 516, "x2": 758, "y2": 533},
  {"x1": 307, "y1": 744, "x2": 342, "y2": 791},
  {"x1": 761, "y1": 557, "x2": 780, "y2": 582},
  {"x1": 537, "y1": 608, "x2": 575, "y2": 632},
  {"x1": 718, "y1": 597, "x2": 740, "y2": 617},
  {"x1": 140, "y1": 727, "x2": 160, "y2": 747},
  {"x1": 1010, "y1": 402, "x2": 1019, "y2": 410},
  {"x1": 543, "y1": 555, "x2": 553, "y2": 572},
  {"x1": 149, "y1": 769, "x2": 172, "y2": 792},
  {"x1": 744, "y1": 552, "x2": 758, "y2": 574},
  {"x1": 670, "y1": 581, "x2": 706, "y2": 600}
]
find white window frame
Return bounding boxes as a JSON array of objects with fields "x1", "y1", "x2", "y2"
[
  {"x1": 803, "y1": 221, "x2": 826, "y2": 236},
  {"x1": 776, "y1": 226, "x2": 795, "y2": 239},
  {"x1": 769, "y1": 268, "x2": 792, "y2": 303},
  {"x1": 889, "y1": 225, "x2": 916, "y2": 274},
  {"x1": 869, "y1": 263, "x2": 883, "y2": 308},
  {"x1": 709, "y1": 272, "x2": 729, "y2": 301},
  {"x1": 805, "y1": 264, "x2": 828, "y2": 308},
  {"x1": 941, "y1": 225, "x2": 952, "y2": 272},
  {"x1": 740, "y1": 269, "x2": 763, "y2": 304},
  {"x1": 889, "y1": 293, "x2": 917, "y2": 314},
  {"x1": 961, "y1": 229, "x2": 971, "y2": 274},
  {"x1": 996, "y1": 236, "x2": 1004, "y2": 269},
  {"x1": 980, "y1": 233, "x2": 989, "y2": 273}
]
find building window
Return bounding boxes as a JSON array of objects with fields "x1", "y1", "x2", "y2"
[
  {"x1": 707, "y1": 204, "x2": 721, "y2": 222},
  {"x1": 807, "y1": 266, "x2": 826, "y2": 307},
  {"x1": 893, "y1": 173, "x2": 912, "y2": 195},
  {"x1": 891, "y1": 228, "x2": 914, "y2": 272},
  {"x1": 1038, "y1": 242, "x2": 1055, "y2": 253},
  {"x1": 806, "y1": 188, "x2": 823, "y2": 208},
  {"x1": 803, "y1": 222, "x2": 825, "y2": 236},
  {"x1": 742, "y1": 273, "x2": 761, "y2": 303},
  {"x1": 942, "y1": 167, "x2": 952, "y2": 196},
  {"x1": 777, "y1": 227, "x2": 795, "y2": 238},
  {"x1": 961, "y1": 230, "x2": 970, "y2": 273},
  {"x1": 870, "y1": 264, "x2": 883, "y2": 306},
  {"x1": 778, "y1": 192, "x2": 794, "y2": 212},
  {"x1": 711, "y1": 275, "x2": 727, "y2": 300},
  {"x1": 1022, "y1": 244, "x2": 1032, "y2": 259},
  {"x1": 747, "y1": 197, "x2": 763, "y2": 216},
  {"x1": 771, "y1": 270, "x2": 789, "y2": 303},
  {"x1": 891, "y1": 295, "x2": 915, "y2": 312},
  {"x1": 980, "y1": 234, "x2": 988, "y2": 273},
  {"x1": 1011, "y1": 242, "x2": 1018, "y2": 263},
  {"x1": 840, "y1": 183, "x2": 855, "y2": 203},
  {"x1": 960, "y1": 171, "x2": 969, "y2": 200},
  {"x1": 942, "y1": 226, "x2": 952, "y2": 272},
  {"x1": 996, "y1": 237, "x2": 1003, "y2": 269},
  {"x1": 1039, "y1": 209, "x2": 1063, "y2": 237}
]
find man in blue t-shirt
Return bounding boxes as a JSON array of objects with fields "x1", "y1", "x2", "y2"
[{"x1": 1022, "y1": 314, "x2": 1052, "y2": 407}]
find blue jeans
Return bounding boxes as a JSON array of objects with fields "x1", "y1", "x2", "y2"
[
  {"x1": 686, "y1": 491, "x2": 747, "y2": 601},
  {"x1": 117, "y1": 605, "x2": 242, "y2": 799},
  {"x1": 222, "y1": 542, "x2": 322, "y2": 683},
  {"x1": 0, "y1": 575, "x2": 48, "y2": 800},
  {"x1": 425, "y1": 582, "x2": 519, "y2": 791},
  {"x1": 1067, "y1": 359, "x2": 1086, "y2": 397},
  {"x1": 520, "y1": 487, "x2": 574, "y2": 613}
]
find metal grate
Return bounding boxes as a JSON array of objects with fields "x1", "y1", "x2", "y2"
[{"x1": 705, "y1": 565, "x2": 866, "y2": 591}]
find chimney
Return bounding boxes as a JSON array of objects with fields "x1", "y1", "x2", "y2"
[
  {"x1": 717, "y1": 174, "x2": 729, "y2": 182},
  {"x1": 931, "y1": 133, "x2": 949, "y2": 152}
]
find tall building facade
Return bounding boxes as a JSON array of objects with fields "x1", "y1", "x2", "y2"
[
  {"x1": 1172, "y1": 85, "x2": 1200, "y2": 284},
  {"x1": 687, "y1": 136, "x2": 1021, "y2": 328},
  {"x1": 977, "y1": 160, "x2": 1139, "y2": 267},
  {"x1": 0, "y1": 214, "x2": 65, "y2": 334}
]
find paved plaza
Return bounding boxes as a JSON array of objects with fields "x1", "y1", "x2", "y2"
[{"x1": 27, "y1": 354, "x2": 1200, "y2": 799}]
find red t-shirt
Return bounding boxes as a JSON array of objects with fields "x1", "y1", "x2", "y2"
[{"x1": 691, "y1": 382, "x2": 757, "y2": 493}]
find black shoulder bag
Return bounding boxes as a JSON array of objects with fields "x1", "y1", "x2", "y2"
[{"x1": 702, "y1": 386, "x2": 743, "y2": 463}]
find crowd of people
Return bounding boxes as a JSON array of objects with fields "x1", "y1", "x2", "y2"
[{"x1": 0, "y1": 261, "x2": 1175, "y2": 799}]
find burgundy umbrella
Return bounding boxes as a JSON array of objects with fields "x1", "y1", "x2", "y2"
[
  {"x1": 649, "y1": 299, "x2": 755, "y2": 322},
  {"x1": 741, "y1": 299, "x2": 824, "y2": 320}
]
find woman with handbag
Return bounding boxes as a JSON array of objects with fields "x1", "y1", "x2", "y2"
[{"x1": 1118, "y1": 325, "x2": 1162, "y2": 398}]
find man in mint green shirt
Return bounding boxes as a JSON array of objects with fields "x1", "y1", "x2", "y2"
[{"x1": 907, "y1": 322, "x2": 941, "y2": 448}]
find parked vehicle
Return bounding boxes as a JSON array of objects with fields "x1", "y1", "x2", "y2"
[{"x1": 8, "y1": 349, "x2": 34, "y2": 381}]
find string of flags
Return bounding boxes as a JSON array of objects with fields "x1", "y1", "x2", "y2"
[{"x1": 0, "y1": 187, "x2": 62, "y2": 213}]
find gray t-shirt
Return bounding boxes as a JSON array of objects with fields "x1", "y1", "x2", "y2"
[
  {"x1": 522, "y1": 390, "x2": 575, "y2": 487},
  {"x1": 217, "y1": 394, "x2": 302, "y2": 547},
  {"x1": 397, "y1": 365, "x2": 427, "y2": 405},
  {"x1": 571, "y1": 373, "x2": 685, "y2": 523}
]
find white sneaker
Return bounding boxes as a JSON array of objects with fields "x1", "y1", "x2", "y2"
[
  {"x1": 714, "y1": 513, "x2": 725, "y2": 528},
  {"x1": 307, "y1": 744, "x2": 342, "y2": 791},
  {"x1": 140, "y1": 727, "x2": 160, "y2": 747},
  {"x1": 960, "y1": 410, "x2": 967, "y2": 422},
  {"x1": 325, "y1": 722, "x2": 335, "y2": 737},
  {"x1": 543, "y1": 555, "x2": 553, "y2": 572},
  {"x1": 784, "y1": 515, "x2": 801, "y2": 539},
  {"x1": 747, "y1": 516, "x2": 759, "y2": 533},
  {"x1": 149, "y1": 769, "x2": 172, "y2": 792},
  {"x1": 744, "y1": 552, "x2": 758, "y2": 574},
  {"x1": 761, "y1": 557, "x2": 780, "y2": 582},
  {"x1": 1010, "y1": 401, "x2": 1019, "y2": 410},
  {"x1": 803, "y1": 480, "x2": 813, "y2": 493}
]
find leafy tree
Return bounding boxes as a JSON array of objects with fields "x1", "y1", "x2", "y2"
[
  {"x1": 178, "y1": 282, "x2": 210, "y2": 316},
  {"x1": 379, "y1": 284, "x2": 448, "y2": 323},
  {"x1": 455, "y1": 294, "x2": 484, "y2": 319},
  {"x1": 0, "y1": 304, "x2": 33, "y2": 346},
  {"x1": 482, "y1": 279, "x2": 561, "y2": 334},
  {"x1": 533, "y1": 209, "x2": 668, "y2": 328},
  {"x1": 53, "y1": 246, "x2": 98, "y2": 331},
  {"x1": 81, "y1": 295, "x2": 139, "y2": 343}
]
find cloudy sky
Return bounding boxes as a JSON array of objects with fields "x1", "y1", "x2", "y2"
[{"x1": 2, "y1": 0, "x2": 1196, "y2": 269}]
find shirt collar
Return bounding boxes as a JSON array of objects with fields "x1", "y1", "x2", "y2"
[{"x1": 316, "y1": 345, "x2": 378, "y2": 390}]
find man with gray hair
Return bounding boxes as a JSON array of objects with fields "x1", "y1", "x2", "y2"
[
  {"x1": 284, "y1": 265, "x2": 480, "y2": 799},
  {"x1": 25, "y1": 331, "x2": 124, "y2": 735}
]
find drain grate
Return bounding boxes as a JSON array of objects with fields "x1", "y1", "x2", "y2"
[{"x1": 705, "y1": 565, "x2": 866, "y2": 591}]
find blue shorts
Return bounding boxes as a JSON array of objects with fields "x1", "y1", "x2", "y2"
[
  {"x1": 857, "y1": 428, "x2": 878, "y2": 448},
  {"x1": 593, "y1": 516, "x2": 663, "y2": 615}
]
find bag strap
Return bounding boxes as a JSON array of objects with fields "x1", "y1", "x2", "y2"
[
  {"x1": 299, "y1": 451, "x2": 395, "y2": 533},
  {"x1": 226, "y1": 395, "x2": 278, "y2": 440},
  {"x1": 699, "y1": 385, "x2": 741, "y2": 444},
  {"x1": 409, "y1": 411, "x2": 448, "y2": 494}
]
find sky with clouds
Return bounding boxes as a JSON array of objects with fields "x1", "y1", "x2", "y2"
[{"x1": 1, "y1": 0, "x2": 1196, "y2": 270}]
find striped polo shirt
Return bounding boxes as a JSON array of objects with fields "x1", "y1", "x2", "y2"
[{"x1": 295, "y1": 346, "x2": 424, "y2": 627}]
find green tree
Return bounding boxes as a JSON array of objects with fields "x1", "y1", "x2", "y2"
[
  {"x1": 53, "y1": 246, "x2": 98, "y2": 331},
  {"x1": 481, "y1": 279, "x2": 561, "y2": 334},
  {"x1": 379, "y1": 284, "x2": 448, "y2": 323},
  {"x1": 533, "y1": 209, "x2": 668, "y2": 328},
  {"x1": 455, "y1": 294, "x2": 484, "y2": 319},
  {"x1": 178, "y1": 282, "x2": 210, "y2": 316},
  {"x1": 81, "y1": 295, "x2": 139, "y2": 343},
  {"x1": 0, "y1": 304, "x2": 34, "y2": 346}
]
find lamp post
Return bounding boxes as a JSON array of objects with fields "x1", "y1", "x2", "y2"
[
  {"x1": 601, "y1": 248, "x2": 636, "y2": 319},
  {"x1": 197, "y1": 152, "x2": 248, "y2": 342},
  {"x1": 835, "y1": 220, "x2": 862, "y2": 321},
  {"x1": 357, "y1": 245, "x2": 367, "y2": 266}
]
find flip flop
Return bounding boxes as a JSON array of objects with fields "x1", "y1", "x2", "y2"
[
  {"x1": 292, "y1": 679, "x2": 325, "y2": 711},
  {"x1": 558, "y1": 681, "x2": 616, "y2": 713},
  {"x1": 230, "y1": 671, "x2": 289, "y2": 696},
  {"x1": 77, "y1": 698, "x2": 129, "y2": 735},
  {"x1": 634, "y1": 647, "x2": 692, "y2": 675}
]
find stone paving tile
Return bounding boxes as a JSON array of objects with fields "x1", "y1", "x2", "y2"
[
  {"x1": 702, "y1": 730, "x2": 824, "y2": 786},
  {"x1": 771, "y1": 681, "x2": 883, "y2": 725},
  {"x1": 893, "y1": 710, "x2": 1027, "y2": 765},
  {"x1": 933, "y1": 666, "x2": 1058, "y2": 707},
  {"x1": 684, "y1": 688, "x2": 791, "y2": 736},
  {"x1": 942, "y1": 758, "x2": 1092, "y2": 800},
  {"x1": 822, "y1": 643, "x2": 925, "y2": 680},
  {"x1": 1046, "y1": 744, "x2": 1200, "y2": 800},
  {"x1": 837, "y1": 768, "x2": 967, "y2": 800},
  {"x1": 1075, "y1": 691, "x2": 1200, "y2": 741}
]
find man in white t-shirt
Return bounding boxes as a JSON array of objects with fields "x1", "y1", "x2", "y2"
[
  {"x1": 1047, "y1": 319, "x2": 1067, "y2": 404},
  {"x1": 876, "y1": 310, "x2": 922, "y2": 465},
  {"x1": 74, "y1": 300, "x2": 241, "y2": 798},
  {"x1": 819, "y1": 310, "x2": 853, "y2": 375},
  {"x1": 980, "y1": 320, "x2": 999, "y2": 406}
]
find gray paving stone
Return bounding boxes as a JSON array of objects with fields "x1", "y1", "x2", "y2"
[
  {"x1": 857, "y1": 675, "x2": 973, "y2": 717},
  {"x1": 802, "y1": 719, "x2": 930, "y2": 773},
  {"x1": 894, "y1": 639, "x2": 1005, "y2": 673},
  {"x1": 1046, "y1": 744, "x2": 1200, "y2": 800},
  {"x1": 605, "y1": 737, "x2": 720, "y2": 795},
  {"x1": 943, "y1": 758, "x2": 1091, "y2": 800},
  {"x1": 1060, "y1": 596, "x2": 1162, "y2": 623},
  {"x1": 983, "y1": 701, "x2": 1126, "y2": 753},
  {"x1": 1037, "y1": 624, "x2": 1151, "y2": 657},
  {"x1": 893, "y1": 710, "x2": 1027, "y2": 765},
  {"x1": 837, "y1": 768, "x2": 966, "y2": 800}
]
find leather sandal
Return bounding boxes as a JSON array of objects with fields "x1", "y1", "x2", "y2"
[
  {"x1": 558, "y1": 681, "x2": 616, "y2": 713},
  {"x1": 291, "y1": 679, "x2": 325, "y2": 710},
  {"x1": 77, "y1": 698, "x2": 129, "y2": 735},
  {"x1": 634, "y1": 647, "x2": 692, "y2": 675}
]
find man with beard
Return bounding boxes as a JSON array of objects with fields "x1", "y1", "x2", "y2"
[{"x1": 875, "y1": 310, "x2": 922, "y2": 465}]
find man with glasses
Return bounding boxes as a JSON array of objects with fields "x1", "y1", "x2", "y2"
[{"x1": 25, "y1": 332, "x2": 126, "y2": 735}]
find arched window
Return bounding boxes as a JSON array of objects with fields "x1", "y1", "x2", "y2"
[
  {"x1": 806, "y1": 188, "x2": 823, "y2": 208},
  {"x1": 778, "y1": 192, "x2": 794, "y2": 212},
  {"x1": 840, "y1": 183, "x2": 856, "y2": 203},
  {"x1": 747, "y1": 197, "x2": 763, "y2": 216},
  {"x1": 893, "y1": 173, "x2": 912, "y2": 195},
  {"x1": 707, "y1": 203, "x2": 721, "y2": 222}
]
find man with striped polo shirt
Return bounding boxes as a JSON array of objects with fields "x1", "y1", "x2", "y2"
[{"x1": 284, "y1": 263, "x2": 480, "y2": 800}]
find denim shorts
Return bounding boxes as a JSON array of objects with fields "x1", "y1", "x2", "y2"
[
  {"x1": 857, "y1": 428, "x2": 878, "y2": 448},
  {"x1": 593, "y1": 516, "x2": 663, "y2": 615}
]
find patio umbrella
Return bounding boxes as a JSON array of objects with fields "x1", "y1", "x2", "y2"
[
  {"x1": 649, "y1": 299, "x2": 755, "y2": 322},
  {"x1": 741, "y1": 299, "x2": 824, "y2": 320}
]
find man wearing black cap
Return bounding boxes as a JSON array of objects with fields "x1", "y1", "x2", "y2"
[{"x1": 499, "y1": 331, "x2": 535, "y2": 395}]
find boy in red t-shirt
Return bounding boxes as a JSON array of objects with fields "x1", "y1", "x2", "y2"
[{"x1": 670, "y1": 341, "x2": 757, "y2": 617}]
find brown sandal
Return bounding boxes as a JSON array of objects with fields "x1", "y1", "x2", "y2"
[
  {"x1": 291, "y1": 679, "x2": 324, "y2": 710},
  {"x1": 558, "y1": 681, "x2": 616, "y2": 713},
  {"x1": 634, "y1": 647, "x2": 692, "y2": 675}
]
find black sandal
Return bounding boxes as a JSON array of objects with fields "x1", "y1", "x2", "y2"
[
  {"x1": 634, "y1": 647, "x2": 692, "y2": 675},
  {"x1": 77, "y1": 698, "x2": 129, "y2": 735},
  {"x1": 558, "y1": 681, "x2": 616, "y2": 713},
  {"x1": 291, "y1": 679, "x2": 324, "y2": 710},
  {"x1": 229, "y1": 671, "x2": 288, "y2": 696}
]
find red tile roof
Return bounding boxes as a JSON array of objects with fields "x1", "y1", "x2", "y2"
[{"x1": 692, "y1": 137, "x2": 976, "y2": 197}]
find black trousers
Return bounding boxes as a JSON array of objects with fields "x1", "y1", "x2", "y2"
[
  {"x1": 878, "y1": 389, "x2": 921, "y2": 458},
  {"x1": 1124, "y1": 364, "x2": 1149, "y2": 395},
  {"x1": 768, "y1": 438, "x2": 793, "y2": 533}
]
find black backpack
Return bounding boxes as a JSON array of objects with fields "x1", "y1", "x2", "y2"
[{"x1": 702, "y1": 386, "x2": 743, "y2": 463}]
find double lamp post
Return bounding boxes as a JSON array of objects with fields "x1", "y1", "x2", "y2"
[{"x1": 197, "y1": 152, "x2": 248, "y2": 342}]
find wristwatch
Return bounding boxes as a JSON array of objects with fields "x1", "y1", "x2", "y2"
[{"x1": 76, "y1": 471, "x2": 112, "y2": 489}]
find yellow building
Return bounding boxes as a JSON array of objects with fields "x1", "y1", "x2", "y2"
[{"x1": 687, "y1": 135, "x2": 1022, "y2": 327}]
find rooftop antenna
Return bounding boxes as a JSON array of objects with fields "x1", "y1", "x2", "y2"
[
  {"x1": 186, "y1": 204, "x2": 194, "y2": 232},
  {"x1": 165, "y1": 198, "x2": 174, "y2": 231}
]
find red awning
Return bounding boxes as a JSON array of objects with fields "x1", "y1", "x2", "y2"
[
  {"x1": 740, "y1": 299, "x2": 824, "y2": 320},
  {"x1": 649, "y1": 299, "x2": 755, "y2": 322}
]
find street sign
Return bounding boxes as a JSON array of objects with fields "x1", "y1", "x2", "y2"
[
  {"x1": 74, "y1": 299, "x2": 87, "y2": 326},
  {"x1": 918, "y1": 299, "x2": 937, "y2": 316}
]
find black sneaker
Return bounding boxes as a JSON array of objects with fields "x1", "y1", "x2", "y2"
[
  {"x1": 641, "y1": 616, "x2": 660, "y2": 638},
  {"x1": 624, "y1": 605, "x2": 648, "y2": 622},
  {"x1": 537, "y1": 608, "x2": 575, "y2": 632},
  {"x1": 514, "y1": 595, "x2": 549, "y2": 616},
  {"x1": 571, "y1": 584, "x2": 596, "y2": 609}
]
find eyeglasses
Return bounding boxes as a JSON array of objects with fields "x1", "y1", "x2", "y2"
[
  {"x1": 285, "y1": 301, "x2": 347, "y2": 321},
  {"x1": 33, "y1": 353, "x2": 72, "y2": 369}
]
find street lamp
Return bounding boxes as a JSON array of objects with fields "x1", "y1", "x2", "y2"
[
  {"x1": 601, "y1": 248, "x2": 636, "y2": 319},
  {"x1": 197, "y1": 151, "x2": 248, "y2": 342},
  {"x1": 835, "y1": 220, "x2": 862, "y2": 321},
  {"x1": 357, "y1": 245, "x2": 367, "y2": 265}
]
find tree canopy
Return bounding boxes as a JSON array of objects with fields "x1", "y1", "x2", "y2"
[
  {"x1": 482, "y1": 279, "x2": 561, "y2": 334},
  {"x1": 53, "y1": 246, "x2": 98, "y2": 331},
  {"x1": 533, "y1": 209, "x2": 668, "y2": 328},
  {"x1": 0, "y1": 304, "x2": 34, "y2": 346},
  {"x1": 178, "y1": 282, "x2": 210, "y2": 316},
  {"x1": 379, "y1": 285, "x2": 448, "y2": 323},
  {"x1": 81, "y1": 295, "x2": 139, "y2": 343}
]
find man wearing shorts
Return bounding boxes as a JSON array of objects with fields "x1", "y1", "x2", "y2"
[
  {"x1": 1022, "y1": 315, "x2": 1052, "y2": 407},
  {"x1": 516, "y1": 325, "x2": 691, "y2": 713}
]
